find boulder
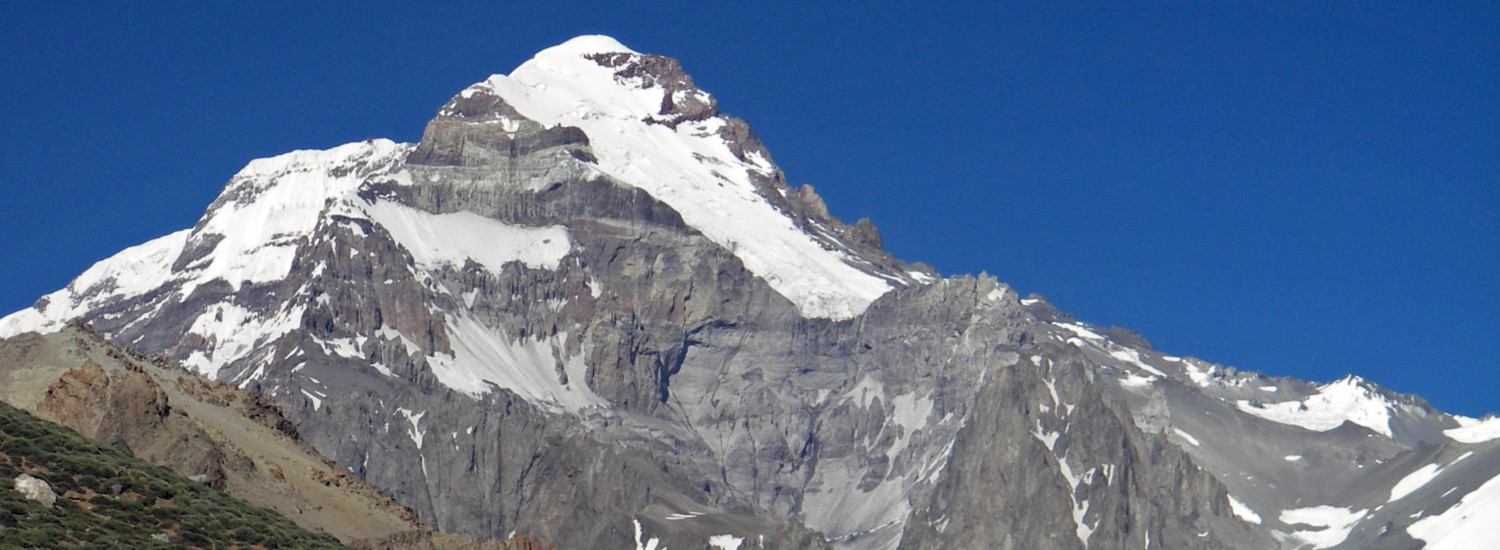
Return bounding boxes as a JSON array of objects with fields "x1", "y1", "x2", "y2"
[{"x1": 13, "y1": 474, "x2": 56, "y2": 508}]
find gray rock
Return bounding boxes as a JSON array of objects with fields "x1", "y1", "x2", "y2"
[{"x1": 13, "y1": 474, "x2": 56, "y2": 509}]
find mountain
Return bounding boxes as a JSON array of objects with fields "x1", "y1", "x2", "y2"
[{"x1": 2, "y1": 35, "x2": 1497, "y2": 549}]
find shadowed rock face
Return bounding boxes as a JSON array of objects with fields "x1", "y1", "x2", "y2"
[{"x1": 4, "y1": 37, "x2": 1497, "y2": 550}]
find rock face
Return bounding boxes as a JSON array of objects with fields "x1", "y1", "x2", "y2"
[
  {"x1": 12, "y1": 474, "x2": 56, "y2": 509},
  {"x1": 2, "y1": 35, "x2": 1498, "y2": 549}
]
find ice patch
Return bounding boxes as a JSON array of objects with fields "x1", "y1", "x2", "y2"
[
  {"x1": 377, "y1": 325, "x2": 423, "y2": 356},
  {"x1": 1054, "y1": 323, "x2": 1166, "y2": 378}
]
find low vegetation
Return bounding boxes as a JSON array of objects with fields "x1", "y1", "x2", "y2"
[{"x1": 0, "y1": 399, "x2": 345, "y2": 549}]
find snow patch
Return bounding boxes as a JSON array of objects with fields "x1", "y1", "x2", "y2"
[
  {"x1": 1173, "y1": 428, "x2": 1201, "y2": 447},
  {"x1": 1279, "y1": 506, "x2": 1367, "y2": 549},
  {"x1": 185, "y1": 304, "x2": 306, "y2": 380},
  {"x1": 632, "y1": 518, "x2": 661, "y2": 550},
  {"x1": 1228, "y1": 494, "x2": 1261, "y2": 524},
  {"x1": 426, "y1": 314, "x2": 606, "y2": 411},
  {"x1": 1408, "y1": 471, "x2": 1500, "y2": 550},
  {"x1": 1184, "y1": 361, "x2": 1216, "y2": 387},
  {"x1": 708, "y1": 534, "x2": 744, "y2": 550},
  {"x1": 364, "y1": 200, "x2": 571, "y2": 273},
  {"x1": 885, "y1": 391, "x2": 934, "y2": 461},
  {"x1": 1235, "y1": 376, "x2": 1398, "y2": 437},
  {"x1": 300, "y1": 389, "x2": 323, "y2": 411},
  {"x1": 1055, "y1": 456, "x2": 1097, "y2": 547},
  {"x1": 1032, "y1": 419, "x2": 1060, "y2": 451},
  {"x1": 1446, "y1": 416, "x2": 1500, "y2": 443},
  {"x1": 1389, "y1": 463, "x2": 1443, "y2": 502},
  {"x1": 1054, "y1": 322, "x2": 1105, "y2": 342},
  {"x1": 1108, "y1": 347, "x2": 1167, "y2": 377},
  {"x1": 1119, "y1": 373, "x2": 1155, "y2": 390},
  {"x1": 396, "y1": 408, "x2": 426, "y2": 449}
]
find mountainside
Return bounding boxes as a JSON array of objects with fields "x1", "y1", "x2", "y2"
[
  {"x1": 3, "y1": 35, "x2": 1497, "y2": 549},
  {"x1": 0, "y1": 397, "x2": 344, "y2": 548},
  {"x1": 0, "y1": 323, "x2": 549, "y2": 550}
]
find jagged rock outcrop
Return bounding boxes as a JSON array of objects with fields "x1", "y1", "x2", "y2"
[{"x1": 900, "y1": 343, "x2": 1269, "y2": 549}]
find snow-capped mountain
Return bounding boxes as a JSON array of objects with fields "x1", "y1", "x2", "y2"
[{"x1": 3, "y1": 36, "x2": 1496, "y2": 550}]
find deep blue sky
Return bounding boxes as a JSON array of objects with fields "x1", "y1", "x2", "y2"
[{"x1": 3, "y1": 3, "x2": 1496, "y2": 417}]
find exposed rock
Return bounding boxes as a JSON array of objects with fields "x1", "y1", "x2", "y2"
[{"x1": 13, "y1": 474, "x2": 56, "y2": 508}]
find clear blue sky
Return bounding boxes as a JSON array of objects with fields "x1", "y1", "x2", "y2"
[{"x1": 2, "y1": 3, "x2": 1496, "y2": 416}]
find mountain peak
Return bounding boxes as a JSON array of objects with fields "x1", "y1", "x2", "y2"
[
  {"x1": 540, "y1": 34, "x2": 637, "y2": 57},
  {"x1": 423, "y1": 39, "x2": 900, "y2": 320}
]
